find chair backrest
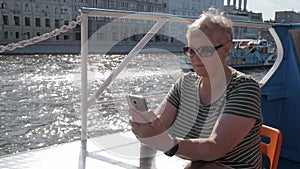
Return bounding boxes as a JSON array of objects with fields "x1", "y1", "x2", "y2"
[{"x1": 261, "y1": 125, "x2": 283, "y2": 169}]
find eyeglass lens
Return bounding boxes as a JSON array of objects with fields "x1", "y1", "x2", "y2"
[{"x1": 183, "y1": 46, "x2": 215, "y2": 57}]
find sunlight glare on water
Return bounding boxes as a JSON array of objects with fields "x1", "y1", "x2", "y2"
[{"x1": 0, "y1": 53, "x2": 268, "y2": 156}]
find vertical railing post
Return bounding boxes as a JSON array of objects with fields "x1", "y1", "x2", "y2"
[{"x1": 79, "y1": 11, "x2": 88, "y2": 169}]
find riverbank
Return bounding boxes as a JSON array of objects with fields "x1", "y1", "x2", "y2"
[{"x1": 0, "y1": 41, "x2": 185, "y2": 55}]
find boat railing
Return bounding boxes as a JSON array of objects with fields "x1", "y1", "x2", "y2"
[{"x1": 78, "y1": 7, "x2": 284, "y2": 169}]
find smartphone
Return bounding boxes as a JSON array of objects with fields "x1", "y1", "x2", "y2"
[{"x1": 126, "y1": 94, "x2": 150, "y2": 122}]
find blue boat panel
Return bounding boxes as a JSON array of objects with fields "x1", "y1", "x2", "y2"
[
  {"x1": 261, "y1": 24, "x2": 300, "y2": 169},
  {"x1": 278, "y1": 157, "x2": 300, "y2": 169},
  {"x1": 289, "y1": 29, "x2": 300, "y2": 68},
  {"x1": 261, "y1": 86, "x2": 288, "y2": 100}
]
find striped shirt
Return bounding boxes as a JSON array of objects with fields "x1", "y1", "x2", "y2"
[{"x1": 166, "y1": 69, "x2": 263, "y2": 169}]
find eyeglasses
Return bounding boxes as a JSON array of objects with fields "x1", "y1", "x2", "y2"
[{"x1": 183, "y1": 44, "x2": 224, "y2": 58}]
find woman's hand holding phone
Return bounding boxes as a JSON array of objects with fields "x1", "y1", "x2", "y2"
[{"x1": 126, "y1": 94, "x2": 151, "y2": 123}]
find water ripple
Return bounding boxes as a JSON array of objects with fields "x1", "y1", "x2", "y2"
[{"x1": 0, "y1": 53, "x2": 268, "y2": 156}]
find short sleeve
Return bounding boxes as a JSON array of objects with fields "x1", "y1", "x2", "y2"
[
  {"x1": 165, "y1": 76, "x2": 183, "y2": 109},
  {"x1": 223, "y1": 78, "x2": 262, "y2": 121}
]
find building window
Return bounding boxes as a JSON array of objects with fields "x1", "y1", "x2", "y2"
[
  {"x1": 35, "y1": 18, "x2": 41, "y2": 27},
  {"x1": 129, "y1": 4, "x2": 134, "y2": 10},
  {"x1": 75, "y1": 32, "x2": 81, "y2": 40},
  {"x1": 15, "y1": 32, "x2": 20, "y2": 39},
  {"x1": 148, "y1": 6, "x2": 154, "y2": 12},
  {"x1": 45, "y1": 6, "x2": 50, "y2": 13},
  {"x1": 37, "y1": 32, "x2": 41, "y2": 36},
  {"x1": 13, "y1": 3, "x2": 20, "y2": 10},
  {"x1": 55, "y1": 7, "x2": 60, "y2": 14},
  {"x1": 112, "y1": 27, "x2": 118, "y2": 41},
  {"x1": 24, "y1": 4, "x2": 30, "y2": 11},
  {"x1": 4, "y1": 31, "x2": 9, "y2": 39},
  {"x1": 120, "y1": 2, "x2": 124, "y2": 7},
  {"x1": 131, "y1": 35, "x2": 137, "y2": 41},
  {"x1": 109, "y1": 1, "x2": 115, "y2": 8},
  {"x1": 64, "y1": 35, "x2": 69, "y2": 40},
  {"x1": 97, "y1": 32, "x2": 107, "y2": 40},
  {"x1": 55, "y1": 19, "x2": 60, "y2": 28},
  {"x1": 26, "y1": 32, "x2": 30, "y2": 39},
  {"x1": 112, "y1": 32, "x2": 117, "y2": 41},
  {"x1": 14, "y1": 16, "x2": 20, "y2": 25},
  {"x1": 63, "y1": 8, "x2": 68, "y2": 14},
  {"x1": 1, "y1": 2, "x2": 8, "y2": 9},
  {"x1": 45, "y1": 18, "x2": 51, "y2": 27},
  {"x1": 56, "y1": 35, "x2": 60, "y2": 40},
  {"x1": 3, "y1": 15, "x2": 9, "y2": 25},
  {"x1": 25, "y1": 17, "x2": 31, "y2": 26},
  {"x1": 121, "y1": 33, "x2": 127, "y2": 41},
  {"x1": 155, "y1": 35, "x2": 161, "y2": 42},
  {"x1": 35, "y1": 5, "x2": 40, "y2": 12},
  {"x1": 186, "y1": 3, "x2": 190, "y2": 9},
  {"x1": 64, "y1": 20, "x2": 69, "y2": 25},
  {"x1": 139, "y1": 5, "x2": 144, "y2": 11}
]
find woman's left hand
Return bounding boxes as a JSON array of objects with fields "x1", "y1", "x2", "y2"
[{"x1": 129, "y1": 110, "x2": 174, "y2": 152}]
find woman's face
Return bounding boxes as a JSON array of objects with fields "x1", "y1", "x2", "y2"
[{"x1": 187, "y1": 31, "x2": 229, "y2": 77}]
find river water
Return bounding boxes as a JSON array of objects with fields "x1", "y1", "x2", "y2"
[{"x1": 0, "y1": 53, "x2": 269, "y2": 156}]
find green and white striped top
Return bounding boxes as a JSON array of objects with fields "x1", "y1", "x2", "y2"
[{"x1": 166, "y1": 69, "x2": 263, "y2": 169}]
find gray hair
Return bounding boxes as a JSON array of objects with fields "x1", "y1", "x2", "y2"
[{"x1": 186, "y1": 7, "x2": 233, "y2": 44}]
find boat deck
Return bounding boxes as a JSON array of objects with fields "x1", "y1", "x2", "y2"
[{"x1": 0, "y1": 132, "x2": 189, "y2": 169}]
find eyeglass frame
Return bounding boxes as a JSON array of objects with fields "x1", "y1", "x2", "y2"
[{"x1": 183, "y1": 44, "x2": 225, "y2": 58}]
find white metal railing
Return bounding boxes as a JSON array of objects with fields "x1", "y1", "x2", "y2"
[{"x1": 78, "y1": 7, "x2": 283, "y2": 169}]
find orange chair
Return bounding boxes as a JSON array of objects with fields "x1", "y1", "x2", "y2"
[{"x1": 261, "y1": 125, "x2": 283, "y2": 169}]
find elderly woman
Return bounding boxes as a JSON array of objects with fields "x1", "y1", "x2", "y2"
[{"x1": 130, "y1": 7, "x2": 263, "y2": 169}]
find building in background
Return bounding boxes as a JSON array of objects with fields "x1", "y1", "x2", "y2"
[
  {"x1": 0, "y1": 0, "x2": 271, "y2": 54},
  {"x1": 0, "y1": 0, "x2": 166, "y2": 43},
  {"x1": 224, "y1": 0, "x2": 262, "y2": 22},
  {"x1": 275, "y1": 11, "x2": 300, "y2": 23},
  {"x1": 164, "y1": 0, "x2": 224, "y2": 17},
  {"x1": 224, "y1": 0, "x2": 263, "y2": 39},
  {"x1": 226, "y1": 0, "x2": 247, "y2": 11},
  {"x1": 162, "y1": 0, "x2": 224, "y2": 46},
  {"x1": 0, "y1": 0, "x2": 81, "y2": 42},
  {"x1": 0, "y1": 0, "x2": 169, "y2": 54}
]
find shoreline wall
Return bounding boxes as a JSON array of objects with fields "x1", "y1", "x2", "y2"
[{"x1": 0, "y1": 41, "x2": 185, "y2": 55}]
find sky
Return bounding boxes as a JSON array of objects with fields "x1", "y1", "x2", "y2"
[{"x1": 224, "y1": 0, "x2": 300, "y2": 20}]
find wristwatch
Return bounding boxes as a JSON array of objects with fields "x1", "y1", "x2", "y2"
[{"x1": 164, "y1": 136, "x2": 179, "y2": 157}]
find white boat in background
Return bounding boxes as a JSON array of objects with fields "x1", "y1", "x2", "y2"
[{"x1": 227, "y1": 39, "x2": 277, "y2": 68}]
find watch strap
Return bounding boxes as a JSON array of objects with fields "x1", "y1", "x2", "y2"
[{"x1": 164, "y1": 136, "x2": 179, "y2": 157}]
